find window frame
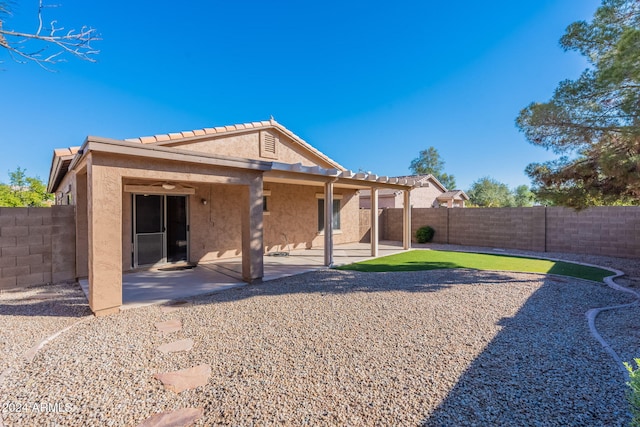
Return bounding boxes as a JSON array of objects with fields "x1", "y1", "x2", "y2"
[{"x1": 317, "y1": 199, "x2": 341, "y2": 232}]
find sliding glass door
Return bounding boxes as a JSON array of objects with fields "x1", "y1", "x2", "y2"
[{"x1": 133, "y1": 194, "x2": 188, "y2": 267}]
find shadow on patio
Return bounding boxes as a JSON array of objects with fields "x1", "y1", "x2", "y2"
[{"x1": 79, "y1": 241, "x2": 407, "y2": 309}]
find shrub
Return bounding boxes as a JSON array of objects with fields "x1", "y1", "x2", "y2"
[
  {"x1": 416, "y1": 226, "x2": 435, "y2": 243},
  {"x1": 625, "y1": 358, "x2": 640, "y2": 427}
]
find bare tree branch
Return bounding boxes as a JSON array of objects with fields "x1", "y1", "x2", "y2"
[{"x1": 0, "y1": 0, "x2": 99, "y2": 70}]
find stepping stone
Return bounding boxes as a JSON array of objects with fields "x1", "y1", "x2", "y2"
[
  {"x1": 137, "y1": 407, "x2": 204, "y2": 427},
  {"x1": 154, "y1": 364, "x2": 211, "y2": 393},
  {"x1": 160, "y1": 301, "x2": 192, "y2": 314},
  {"x1": 157, "y1": 338, "x2": 194, "y2": 354},
  {"x1": 155, "y1": 319, "x2": 182, "y2": 334}
]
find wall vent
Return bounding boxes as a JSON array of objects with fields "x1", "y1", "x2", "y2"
[{"x1": 260, "y1": 131, "x2": 278, "y2": 159}]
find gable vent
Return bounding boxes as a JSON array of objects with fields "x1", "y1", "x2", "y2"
[
  {"x1": 264, "y1": 133, "x2": 276, "y2": 153},
  {"x1": 260, "y1": 131, "x2": 278, "y2": 159}
]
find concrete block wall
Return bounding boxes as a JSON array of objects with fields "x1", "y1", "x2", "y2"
[
  {"x1": 367, "y1": 206, "x2": 640, "y2": 259},
  {"x1": 447, "y1": 207, "x2": 546, "y2": 252},
  {"x1": 384, "y1": 208, "x2": 450, "y2": 244},
  {"x1": 358, "y1": 209, "x2": 385, "y2": 243},
  {"x1": 0, "y1": 206, "x2": 76, "y2": 290},
  {"x1": 546, "y1": 206, "x2": 640, "y2": 258}
]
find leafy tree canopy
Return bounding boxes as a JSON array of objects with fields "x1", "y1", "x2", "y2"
[
  {"x1": 467, "y1": 177, "x2": 517, "y2": 207},
  {"x1": 409, "y1": 146, "x2": 457, "y2": 189},
  {"x1": 0, "y1": 167, "x2": 52, "y2": 207},
  {"x1": 514, "y1": 185, "x2": 536, "y2": 207},
  {"x1": 516, "y1": 0, "x2": 640, "y2": 209}
]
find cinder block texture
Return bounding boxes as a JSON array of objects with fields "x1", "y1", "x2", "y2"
[
  {"x1": 0, "y1": 206, "x2": 76, "y2": 289},
  {"x1": 369, "y1": 206, "x2": 640, "y2": 259}
]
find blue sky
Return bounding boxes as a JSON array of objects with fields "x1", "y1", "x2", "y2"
[{"x1": 0, "y1": 0, "x2": 600, "y2": 191}]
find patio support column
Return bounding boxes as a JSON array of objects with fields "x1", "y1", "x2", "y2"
[
  {"x1": 75, "y1": 172, "x2": 88, "y2": 278},
  {"x1": 403, "y1": 189, "x2": 411, "y2": 250},
  {"x1": 370, "y1": 186, "x2": 379, "y2": 257},
  {"x1": 324, "y1": 180, "x2": 334, "y2": 266},
  {"x1": 241, "y1": 175, "x2": 264, "y2": 282},
  {"x1": 87, "y1": 158, "x2": 122, "y2": 316}
]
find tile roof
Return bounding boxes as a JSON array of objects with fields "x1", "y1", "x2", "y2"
[
  {"x1": 437, "y1": 190, "x2": 470, "y2": 200},
  {"x1": 124, "y1": 118, "x2": 345, "y2": 171}
]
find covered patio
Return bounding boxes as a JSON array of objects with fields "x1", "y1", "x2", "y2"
[
  {"x1": 49, "y1": 120, "x2": 427, "y2": 315},
  {"x1": 79, "y1": 241, "x2": 406, "y2": 309}
]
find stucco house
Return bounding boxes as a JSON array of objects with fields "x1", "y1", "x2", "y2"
[
  {"x1": 359, "y1": 175, "x2": 469, "y2": 209},
  {"x1": 48, "y1": 119, "x2": 421, "y2": 315}
]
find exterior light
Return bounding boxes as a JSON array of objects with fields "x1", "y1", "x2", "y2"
[{"x1": 162, "y1": 183, "x2": 176, "y2": 190}]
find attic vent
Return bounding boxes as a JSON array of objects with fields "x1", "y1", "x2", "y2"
[
  {"x1": 264, "y1": 133, "x2": 276, "y2": 153},
  {"x1": 260, "y1": 131, "x2": 278, "y2": 159}
]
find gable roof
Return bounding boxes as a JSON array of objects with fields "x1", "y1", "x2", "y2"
[
  {"x1": 48, "y1": 120, "x2": 347, "y2": 193},
  {"x1": 436, "y1": 190, "x2": 470, "y2": 201},
  {"x1": 393, "y1": 174, "x2": 448, "y2": 192},
  {"x1": 124, "y1": 118, "x2": 346, "y2": 171},
  {"x1": 49, "y1": 120, "x2": 433, "y2": 193},
  {"x1": 47, "y1": 147, "x2": 81, "y2": 194}
]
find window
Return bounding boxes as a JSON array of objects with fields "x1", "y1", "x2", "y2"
[
  {"x1": 318, "y1": 199, "x2": 340, "y2": 232},
  {"x1": 263, "y1": 190, "x2": 271, "y2": 215}
]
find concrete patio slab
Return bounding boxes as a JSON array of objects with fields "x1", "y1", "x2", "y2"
[{"x1": 78, "y1": 241, "x2": 406, "y2": 310}]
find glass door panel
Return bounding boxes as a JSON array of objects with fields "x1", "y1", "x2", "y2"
[
  {"x1": 166, "y1": 195, "x2": 188, "y2": 263},
  {"x1": 134, "y1": 194, "x2": 165, "y2": 266}
]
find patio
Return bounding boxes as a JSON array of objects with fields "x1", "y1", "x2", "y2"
[{"x1": 79, "y1": 241, "x2": 406, "y2": 309}]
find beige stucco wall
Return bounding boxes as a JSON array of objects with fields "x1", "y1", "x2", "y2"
[
  {"x1": 168, "y1": 130, "x2": 336, "y2": 169},
  {"x1": 408, "y1": 186, "x2": 443, "y2": 208},
  {"x1": 59, "y1": 149, "x2": 361, "y2": 277},
  {"x1": 120, "y1": 179, "x2": 359, "y2": 269},
  {"x1": 190, "y1": 183, "x2": 244, "y2": 263},
  {"x1": 261, "y1": 183, "x2": 359, "y2": 253},
  {"x1": 359, "y1": 194, "x2": 397, "y2": 209}
]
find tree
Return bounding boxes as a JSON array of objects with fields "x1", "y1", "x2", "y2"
[
  {"x1": 0, "y1": 0, "x2": 99, "y2": 69},
  {"x1": 0, "y1": 167, "x2": 52, "y2": 207},
  {"x1": 409, "y1": 146, "x2": 457, "y2": 189},
  {"x1": 516, "y1": 0, "x2": 640, "y2": 209},
  {"x1": 467, "y1": 176, "x2": 516, "y2": 207},
  {"x1": 514, "y1": 185, "x2": 536, "y2": 207}
]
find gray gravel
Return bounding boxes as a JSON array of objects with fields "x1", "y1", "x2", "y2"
[
  {"x1": 0, "y1": 282, "x2": 92, "y2": 373},
  {"x1": 0, "y1": 265, "x2": 636, "y2": 426}
]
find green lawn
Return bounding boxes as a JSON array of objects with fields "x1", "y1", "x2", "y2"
[{"x1": 336, "y1": 250, "x2": 613, "y2": 282}]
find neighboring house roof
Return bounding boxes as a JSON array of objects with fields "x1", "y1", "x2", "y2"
[
  {"x1": 359, "y1": 174, "x2": 447, "y2": 199},
  {"x1": 393, "y1": 174, "x2": 448, "y2": 192},
  {"x1": 436, "y1": 190, "x2": 470, "y2": 201},
  {"x1": 358, "y1": 188, "x2": 401, "y2": 199}
]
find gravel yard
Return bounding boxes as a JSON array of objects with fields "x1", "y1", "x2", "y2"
[{"x1": 1, "y1": 248, "x2": 638, "y2": 426}]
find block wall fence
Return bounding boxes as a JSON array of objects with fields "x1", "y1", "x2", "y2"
[
  {"x1": 0, "y1": 206, "x2": 75, "y2": 290},
  {"x1": 2, "y1": 205, "x2": 639, "y2": 289},
  {"x1": 360, "y1": 206, "x2": 640, "y2": 259}
]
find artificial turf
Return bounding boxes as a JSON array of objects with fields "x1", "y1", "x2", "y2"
[{"x1": 335, "y1": 249, "x2": 613, "y2": 282}]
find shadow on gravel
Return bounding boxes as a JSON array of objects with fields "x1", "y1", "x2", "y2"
[
  {"x1": 186, "y1": 269, "x2": 535, "y2": 307},
  {"x1": 0, "y1": 285, "x2": 91, "y2": 318},
  {"x1": 420, "y1": 276, "x2": 634, "y2": 427}
]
